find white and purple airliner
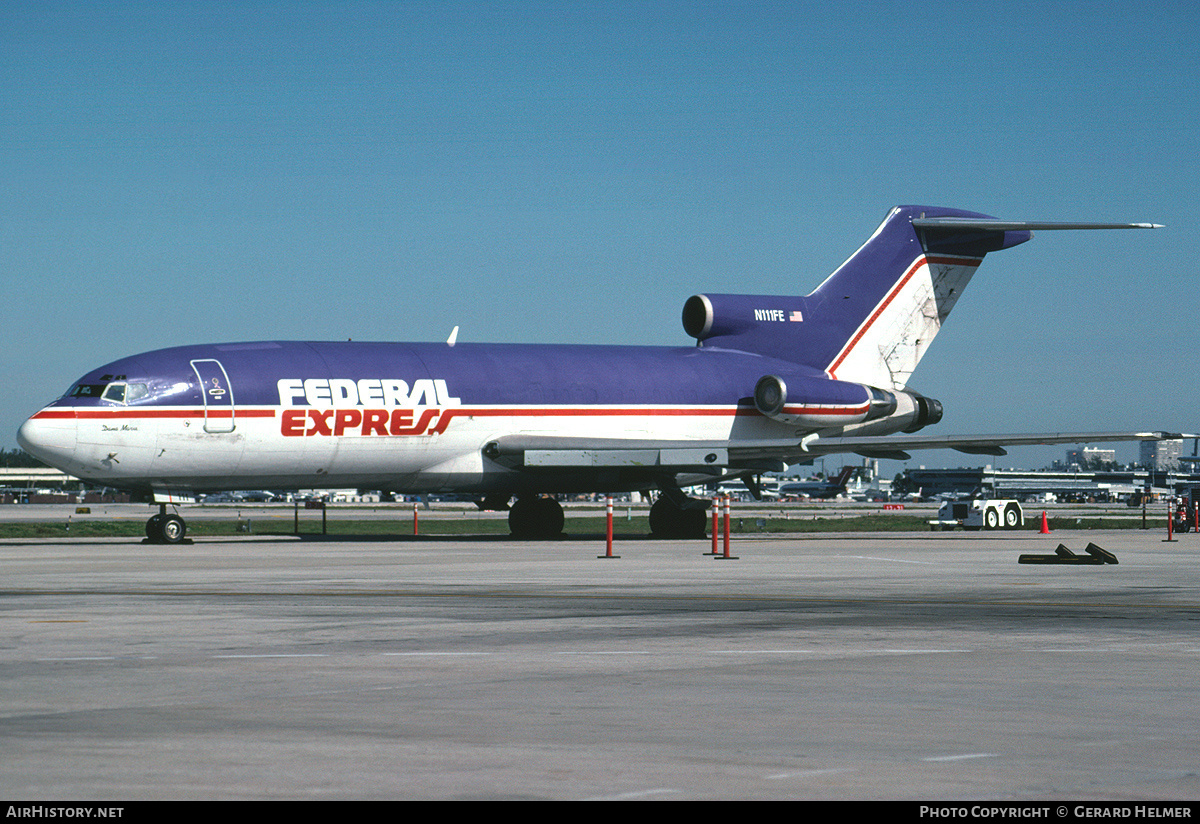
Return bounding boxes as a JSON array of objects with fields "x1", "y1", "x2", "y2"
[{"x1": 17, "y1": 205, "x2": 1171, "y2": 542}]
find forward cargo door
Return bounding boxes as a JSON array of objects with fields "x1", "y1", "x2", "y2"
[{"x1": 190, "y1": 359, "x2": 236, "y2": 433}]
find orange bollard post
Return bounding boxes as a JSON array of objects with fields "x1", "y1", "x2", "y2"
[
  {"x1": 715, "y1": 494, "x2": 738, "y2": 560},
  {"x1": 598, "y1": 496, "x2": 620, "y2": 559}
]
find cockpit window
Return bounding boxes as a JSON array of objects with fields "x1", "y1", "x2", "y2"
[
  {"x1": 95, "y1": 381, "x2": 150, "y2": 405},
  {"x1": 68, "y1": 383, "x2": 106, "y2": 398}
]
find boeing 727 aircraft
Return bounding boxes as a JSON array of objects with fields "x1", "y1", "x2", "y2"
[{"x1": 17, "y1": 205, "x2": 1174, "y2": 542}]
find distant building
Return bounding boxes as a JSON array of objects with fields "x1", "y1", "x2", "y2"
[
  {"x1": 1066, "y1": 447, "x2": 1115, "y2": 468},
  {"x1": 1140, "y1": 439, "x2": 1183, "y2": 471},
  {"x1": 903, "y1": 465, "x2": 1197, "y2": 501}
]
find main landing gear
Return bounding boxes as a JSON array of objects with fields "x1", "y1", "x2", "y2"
[
  {"x1": 145, "y1": 504, "x2": 188, "y2": 544},
  {"x1": 648, "y1": 492, "x2": 709, "y2": 539},
  {"x1": 507, "y1": 495, "x2": 565, "y2": 539},
  {"x1": 500, "y1": 488, "x2": 710, "y2": 540}
]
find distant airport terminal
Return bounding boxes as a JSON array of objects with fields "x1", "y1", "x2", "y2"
[{"x1": 905, "y1": 465, "x2": 1200, "y2": 502}]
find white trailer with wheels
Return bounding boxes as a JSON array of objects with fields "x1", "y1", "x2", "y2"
[{"x1": 932, "y1": 499, "x2": 1024, "y2": 531}]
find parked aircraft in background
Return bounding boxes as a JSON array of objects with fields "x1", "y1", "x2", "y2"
[
  {"x1": 18, "y1": 205, "x2": 1173, "y2": 542},
  {"x1": 780, "y1": 467, "x2": 857, "y2": 500}
]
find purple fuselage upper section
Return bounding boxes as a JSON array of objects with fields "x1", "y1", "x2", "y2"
[{"x1": 47, "y1": 339, "x2": 867, "y2": 414}]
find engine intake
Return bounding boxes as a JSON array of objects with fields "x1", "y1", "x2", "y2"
[
  {"x1": 753, "y1": 375, "x2": 788, "y2": 418},
  {"x1": 682, "y1": 295, "x2": 715, "y2": 340}
]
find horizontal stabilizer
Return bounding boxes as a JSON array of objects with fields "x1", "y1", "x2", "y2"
[{"x1": 912, "y1": 218, "x2": 1162, "y2": 231}]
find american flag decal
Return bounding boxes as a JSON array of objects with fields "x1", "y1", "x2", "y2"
[{"x1": 789, "y1": 310, "x2": 803, "y2": 322}]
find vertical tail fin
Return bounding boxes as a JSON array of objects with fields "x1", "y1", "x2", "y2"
[
  {"x1": 684, "y1": 206, "x2": 1154, "y2": 390},
  {"x1": 684, "y1": 206, "x2": 1030, "y2": 388},
  {"x1": 813, "y1": 205, "x2": 1030, "y2": 389},
  {"x1": 686, "y1": 202, "x2": 1161, "y2": 391}
]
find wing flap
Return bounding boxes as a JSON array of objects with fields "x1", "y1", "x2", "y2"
[{"x1": 524, "y1": 447, "x2": 728, "y2": 469}]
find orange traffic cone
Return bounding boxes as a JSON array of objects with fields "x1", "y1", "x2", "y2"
[{"x1": 1039, "y1": 511, "x2": 1051, "y2": 534}]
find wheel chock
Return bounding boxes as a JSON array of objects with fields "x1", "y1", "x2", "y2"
[
  {"x1": 1085, "y1": 542, "x2": 1119, "y2": 564},
  {"x1": 1019, "y1": 543, "x2": 1116, "y2": 565}
]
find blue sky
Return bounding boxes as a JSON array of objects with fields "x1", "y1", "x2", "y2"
[{"x1": 3, "y1": 1, "x2": 1197, "y2": 473}]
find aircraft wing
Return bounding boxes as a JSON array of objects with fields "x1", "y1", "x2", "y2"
[
  {"x1": 486, "y1": 431, "x2": 1189, "y2": 472},
  {"x1": 791, "y1": 432, "x2": 1190, "y2": 462}
]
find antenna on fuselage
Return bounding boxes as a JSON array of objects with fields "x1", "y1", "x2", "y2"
[{"x1": 447, "y1": 326, "x2": 460, "y2": 347}]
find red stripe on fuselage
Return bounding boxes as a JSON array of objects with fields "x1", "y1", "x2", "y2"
[
  {"x1": 32, "y1": 408, "x2": 277, "y2": 420},
  {"x1": 33, "y1": 403, "x2": 865, "y2": 437}
]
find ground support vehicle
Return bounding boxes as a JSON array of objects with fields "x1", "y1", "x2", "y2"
[{"x1": 931, "y1": 499, "x2": 1024, "y2": 531}]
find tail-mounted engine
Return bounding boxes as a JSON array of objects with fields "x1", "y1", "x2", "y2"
[
  {"x1": 753, "y1": 373, "x2": 942, "y2": 434},
  {"x1": 752, "y1": 374, "x2": 896, "y2": 428},
  {"x1": 682, "y1": 293, "x2": 806, "y2": 348}
]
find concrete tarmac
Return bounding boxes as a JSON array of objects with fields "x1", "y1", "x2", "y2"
[{"x1": 2, "y1": 528, "x2": 1199, "y2": 800}]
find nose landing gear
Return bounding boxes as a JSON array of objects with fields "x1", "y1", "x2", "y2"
[{"x1": 145, "y1": 505, "x2": 189, "y2": 544}]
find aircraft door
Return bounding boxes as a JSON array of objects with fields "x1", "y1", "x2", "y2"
[{"x1": 191, "y1": 359, "x2": 236, "y2": 433}]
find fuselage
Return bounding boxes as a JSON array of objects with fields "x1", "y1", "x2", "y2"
[{"x1": 17, "y1": 339, "x2": 880, "y2": 496}]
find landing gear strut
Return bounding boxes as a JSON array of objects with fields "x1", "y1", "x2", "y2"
[
  {"x1": 508, "y1": 495, "x2": 565, "y2": 539},
  {"x1": 145, "y1": 504, "x2": 188, "y2": 544}
]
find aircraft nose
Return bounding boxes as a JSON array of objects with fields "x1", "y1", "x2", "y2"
[{"x1": 16, "y1": 410, "x2": 78, "y2": 470}]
